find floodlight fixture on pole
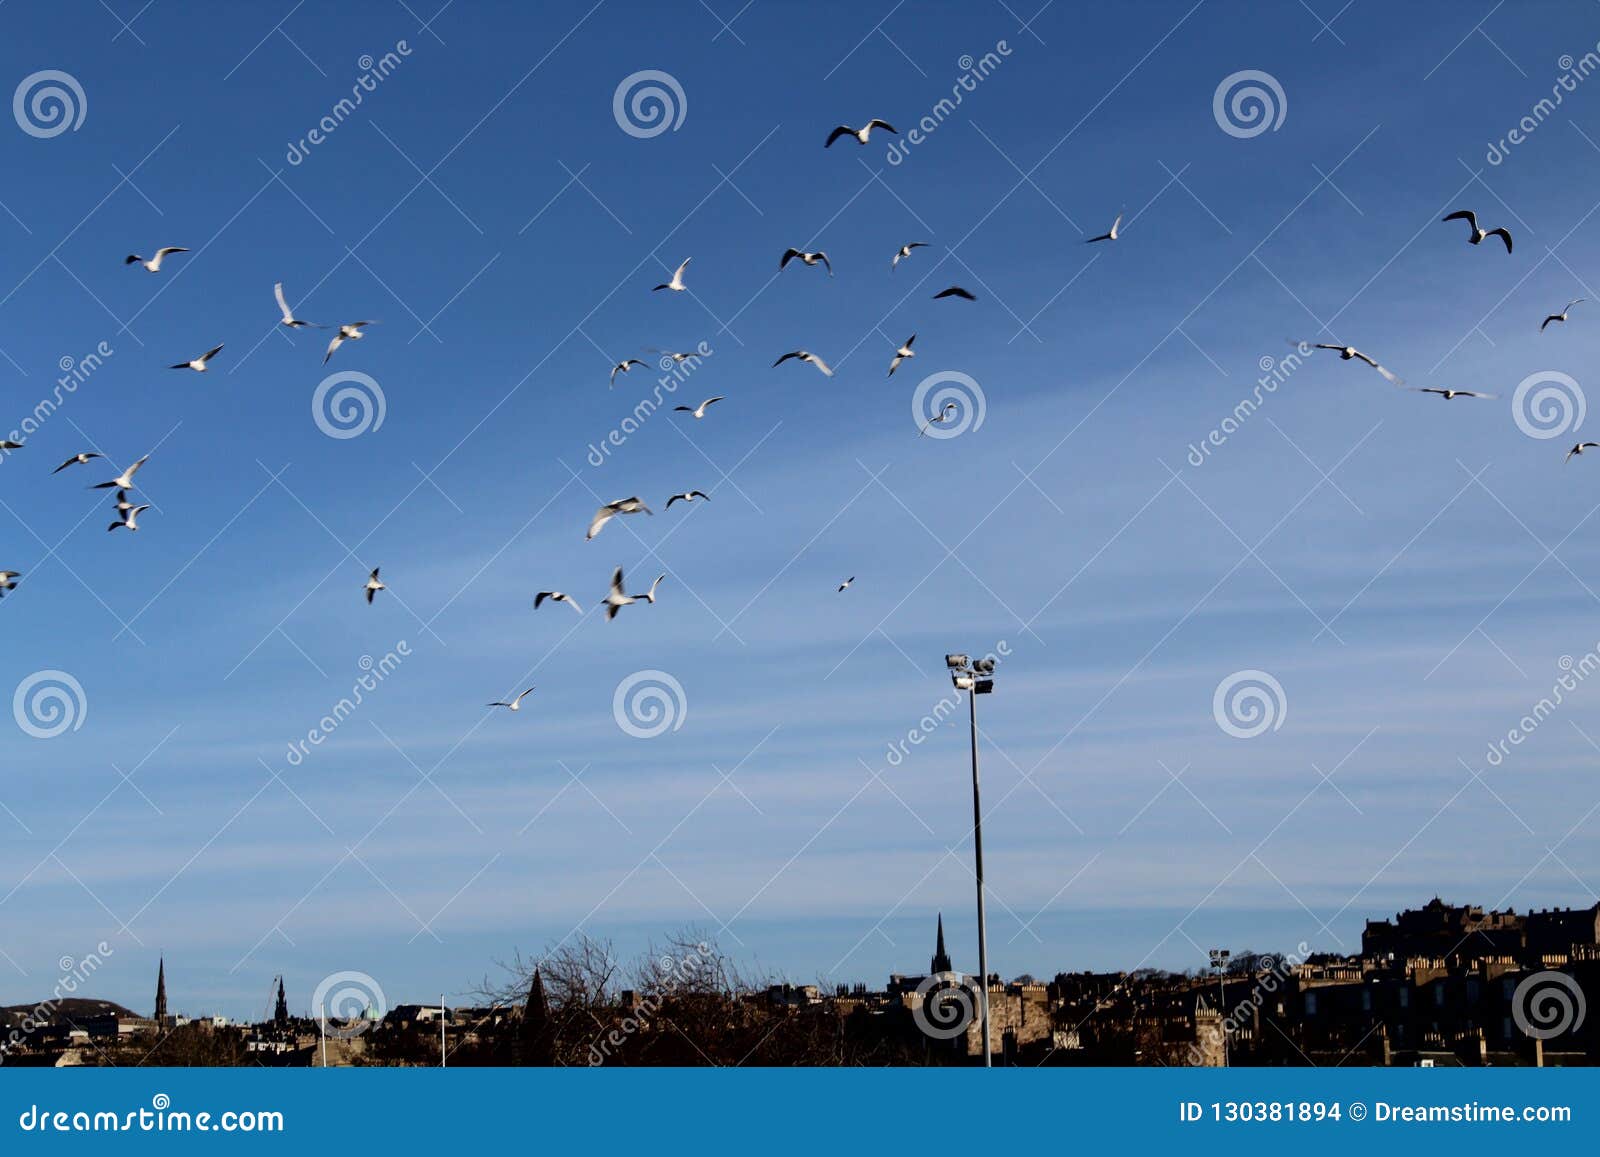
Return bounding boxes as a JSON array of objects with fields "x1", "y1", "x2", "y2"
[{"x1": 944, "y1": 651, "x2": 1000, "y2": 1067}]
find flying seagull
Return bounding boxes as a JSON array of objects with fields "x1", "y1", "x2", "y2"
[
  {"x1": 1567, "y1": 442, "x2": 1600, "y2": 463},
  {"x1": 604, "y1": 566, "x2": 643, "y2": 620},
  {"x1": 1309, "y1": 343, "x2": 1404, "y2": 385},
  {"x1": 652, "y1": 258, "x2": 691, "y2": 293},
  {"x1": 837, "y1": 576, "x2": 854, "y2": 592},
  {"x1": 933, "y1": 286, "x2": 976, "y2": 301},
  {"x1": 534, "y1": 590, "x2": 583, "y2": 614},
  {"x1": 610, "y1": 358, "x2": 647, "y2": 387},
  {"x1": 1086, "y1": 211, "x2": 1123, "y2": 243},
  {"x1": 0, "y1": 571, "x2": 19, "y2": 598},
  {"x1": 920, "y1": 401, "x2": 960, "y2": 436},
  {"x1": 91, "y1": 454, "x2": 150, "y2": 491},
  {"x1": 364, "y1": 567, "x2": 385, "y2": 603},
  {"x1": 1415, "y1": 388, "x2": 1496, "y2": 400},
  {"x1": 274, "y1": 282, "x2": 324, "y2": 328},
  {"x1": 826, "y1": 119, "x2": 896, "y2": 147},
  {"x1": 891, "y1": 241, "x2": 929, "y2": 271},
  {"x1": 170, "y1": 344, "x2": 224, "y2": 372},
  {"x1": 780, "y1": 248, "x2": 833, "y2": 276},
  {"x1": 114, "y1": 489, "x2": 138, "y2": 514},
  {"x1": 1441, "y1": 210, "x2": 1512, "y2": 253},
  {"x1": 888, "y1": 334, "x2": 916, "y2": 377},
  {"x1": 773, "y1": 350, "x2": 833, "y2": 376},
  {"x1": 665, "y1": 490, "x2": 710, "y2": 508},
  {"x1": 487, "y1": 688, "x2": 536, "y2": 711},
  {"x1": 0, "y1": 439, "x2": 22, "y2": 450},
  {"x1": 108, "y1": 504, "x2": 151, "y2": 532},
  {"x1": 1542, "y1": 299, "x2": 1584, "y2": 331},
  {"x1": 674, "y1": 396, "x2": 724, "y2": 419},
  {"x1": 649, "y1": 349, "x2": 705, "y2": 364},
  {"x1": 630, "y1": 573, "x2": 667, "y2": 604},
  {"x1": 52, "y1": 451, "x2": 102, "y2": 473},
  {"x1": 587, "y1": 497, "x2": 652, "y2": 541},
  {"x1": 124, "y1": 247, "x2": 188, "y2": 272},
  {"x1": 324, "y1": 322, "x2": 375, "y2": 364}
]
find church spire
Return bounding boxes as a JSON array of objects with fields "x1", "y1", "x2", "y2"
[
  {"x1": 518, "y1": 967, "x2": 553, "y2": 1065},
  {"x1": 154, "y1": 957, "x2": 168, "y2": 1024},
  {"x1": 274, "y1": 976, "x2": 288, "y2": 1024},
  {"x1": 931, "y1": 913, "x2": 952, "y2": 974}
]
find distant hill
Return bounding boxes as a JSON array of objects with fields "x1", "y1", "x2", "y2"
[{"x1": 1, "y1": 999, "x2": 139, "y2": 1026}]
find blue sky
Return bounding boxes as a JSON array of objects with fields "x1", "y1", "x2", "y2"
[{"x1": 3, "y1": 0, "x2": 1600, "y2": 1021}]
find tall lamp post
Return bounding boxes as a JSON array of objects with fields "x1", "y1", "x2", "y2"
[
  {"x1": 1209, "y1": 948, "x2": 1231, "y2": 1066},
  {"x1": 946, "y1": 653, "x2": 996, "y2": 1067}
]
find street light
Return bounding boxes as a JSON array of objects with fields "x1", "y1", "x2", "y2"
[
  {"x1": 1209, "y1": 948, "x2": 1231, "y2": 1066},
  {"x1": 946, "y1": 652, "x2": 996, "y2": 1067}
]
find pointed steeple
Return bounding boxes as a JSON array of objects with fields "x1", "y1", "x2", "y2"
[
  {"x1": 526, "y1": 967, "x2": 548, "y2": 1020},
  {"x1": 274, "y1": 976, "x2": 289, "y2": 1024},
  {"x1": 518, "y1": 967, "x2": 553, "y2": 1065},
  {"x1": 154, "y1": 957, "x2": 168, "y2": 1024},
  {"x1": 931, "y1": 913, "x2": 953, "y2": 974}
]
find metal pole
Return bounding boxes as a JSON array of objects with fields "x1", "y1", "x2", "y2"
[
  {"x1": 1218, "y1": 968, "x2": 1228, "y2": 1067},
  {"x1": 970, "y1": 687, "x2": 991, "y2": 1067}
]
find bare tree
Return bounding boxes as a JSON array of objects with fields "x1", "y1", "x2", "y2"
[
  {"x1": 471, "y1": 932, "x2": 629, "y2": 1065},
  {"x1": 467, "y1": 926, "x2": 970, "y2": 1066}
]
